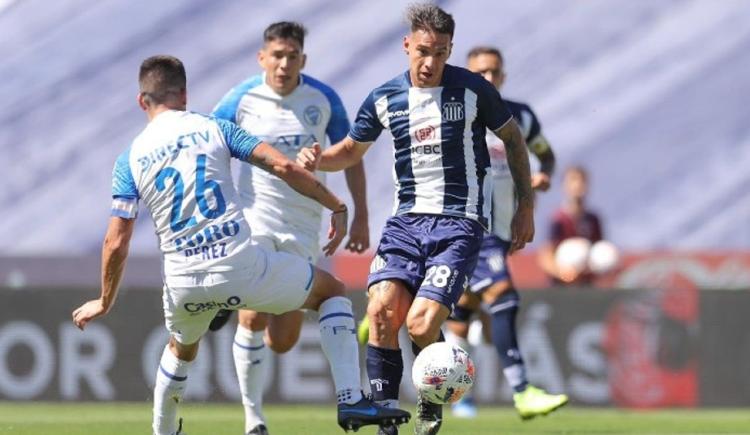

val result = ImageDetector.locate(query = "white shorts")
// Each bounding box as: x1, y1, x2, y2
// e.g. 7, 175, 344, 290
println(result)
162, 246, 315, 344
246, 207, 321, 263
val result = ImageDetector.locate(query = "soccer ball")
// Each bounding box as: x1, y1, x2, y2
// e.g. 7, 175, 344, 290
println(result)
588, 240, 620, 274
411, 342, 475, 405
554, 237, 592, 273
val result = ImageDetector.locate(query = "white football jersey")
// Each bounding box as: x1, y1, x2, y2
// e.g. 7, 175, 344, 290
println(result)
110, 110, 261, 280
488, 99, 544, 241
212, 73, 350, 235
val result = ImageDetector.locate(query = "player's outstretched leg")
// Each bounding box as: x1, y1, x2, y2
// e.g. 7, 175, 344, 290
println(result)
153, 338, 197, 435
486, 287, 568, 420
407, 297, 454, 435
302, 269, 411, 432
364, 280, 414, 435
233, 310, 270, 434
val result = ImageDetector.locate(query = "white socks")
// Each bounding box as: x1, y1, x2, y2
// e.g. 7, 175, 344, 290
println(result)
153, 345, 193, 435
234, 325, 268, 432
318, 296, 363, 405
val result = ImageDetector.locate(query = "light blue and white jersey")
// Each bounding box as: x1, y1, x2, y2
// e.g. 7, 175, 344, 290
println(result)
349, 64, 512, 229
487, 99, 544, 241
212, 73, 349, 234
111, 110, 261, 279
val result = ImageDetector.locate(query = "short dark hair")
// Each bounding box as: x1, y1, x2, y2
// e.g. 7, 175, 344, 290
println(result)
467, 46, 503, 63
405, 3, 455, 38
139, 55, 186, 105
264, 21, 307, 48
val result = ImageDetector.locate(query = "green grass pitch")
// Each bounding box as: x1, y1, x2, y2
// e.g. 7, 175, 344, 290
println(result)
1, 403, 749, 434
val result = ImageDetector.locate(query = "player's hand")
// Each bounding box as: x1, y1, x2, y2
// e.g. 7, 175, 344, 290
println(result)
346, 213, 370, 253
531, 173, 551, 191
72, 298, 108, 330
509, 202, 535, 254
297, 143, 321, 171
558, 266, 583, 284
323, 205, 348, 256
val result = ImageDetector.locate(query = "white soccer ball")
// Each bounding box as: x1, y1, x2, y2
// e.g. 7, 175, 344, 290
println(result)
555, 237, 592, 273
411, 342, 475, 405
588, 240, 620, 274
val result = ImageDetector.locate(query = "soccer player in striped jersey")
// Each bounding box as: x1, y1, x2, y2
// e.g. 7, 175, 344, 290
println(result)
210, 22, 369, 435
297, 5, 534, 434
71, 55, 409, 435
445, 46, 568, 420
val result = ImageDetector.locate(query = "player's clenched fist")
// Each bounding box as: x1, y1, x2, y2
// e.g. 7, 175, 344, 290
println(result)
297, 142, 321, 171
72, 298, 108, 330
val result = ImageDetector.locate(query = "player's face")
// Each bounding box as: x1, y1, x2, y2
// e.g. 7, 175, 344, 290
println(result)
258, 38, 306, 96
564, 171, 588, 201
404, 29, 452, 88
467, 53, 505, 89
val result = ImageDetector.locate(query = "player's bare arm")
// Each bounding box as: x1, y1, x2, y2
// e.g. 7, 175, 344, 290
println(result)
530, 134, 555, 191
249, 141, 348, 255
344, 160, 369, 253
298, 136, 371, 172
72, 216, 135, 330
494, 118, 535, 252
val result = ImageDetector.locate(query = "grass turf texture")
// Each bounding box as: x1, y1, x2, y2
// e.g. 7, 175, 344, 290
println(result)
1, 403, 749, 434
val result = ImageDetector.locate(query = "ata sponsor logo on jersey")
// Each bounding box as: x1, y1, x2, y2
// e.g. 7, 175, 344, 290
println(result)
184, 295, 244, 314
303, 105, 322, 126
442, 102, 464, 122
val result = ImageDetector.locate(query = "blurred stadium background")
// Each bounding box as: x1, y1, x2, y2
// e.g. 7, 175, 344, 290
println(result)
2, 0, 750, 420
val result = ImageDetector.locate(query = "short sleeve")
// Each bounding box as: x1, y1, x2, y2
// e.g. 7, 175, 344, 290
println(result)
476, 79, 513, 132
212, 75, 263, 123
325, 90, 351, 144
111, 149, 139, 219
520, 105, 542, 144
215, 118, 261, 161
348, 92, 383, 143
549, 220, 564, 245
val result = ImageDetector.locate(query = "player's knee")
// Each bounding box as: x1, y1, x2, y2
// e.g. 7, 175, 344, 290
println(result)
406, 312, 441, 348
482, 280, 513, 302
238, 310, 268, 331
266, 331, 299, 353
169, 336, 199, 362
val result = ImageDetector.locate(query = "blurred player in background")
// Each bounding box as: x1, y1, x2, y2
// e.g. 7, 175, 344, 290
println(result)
537, 165, 604, 285
210, 21, 369, 435
298, 4, 535, 434
71, 55, 409, 435
444, 46, 568, 420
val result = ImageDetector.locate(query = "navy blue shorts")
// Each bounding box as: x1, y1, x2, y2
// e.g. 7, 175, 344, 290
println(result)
368, 214, 484, 310
468, 234, 512, 293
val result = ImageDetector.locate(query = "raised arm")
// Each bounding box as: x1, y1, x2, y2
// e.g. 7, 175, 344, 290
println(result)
493, 118, 535, 252
298, 136, 371, 172
73, 216, 135, 329
249, 142, 348, 255
529, 134, 555, 192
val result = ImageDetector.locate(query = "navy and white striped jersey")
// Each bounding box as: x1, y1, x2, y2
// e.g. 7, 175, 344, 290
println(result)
349, 64, 512, 228
487, 99, 544, 240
